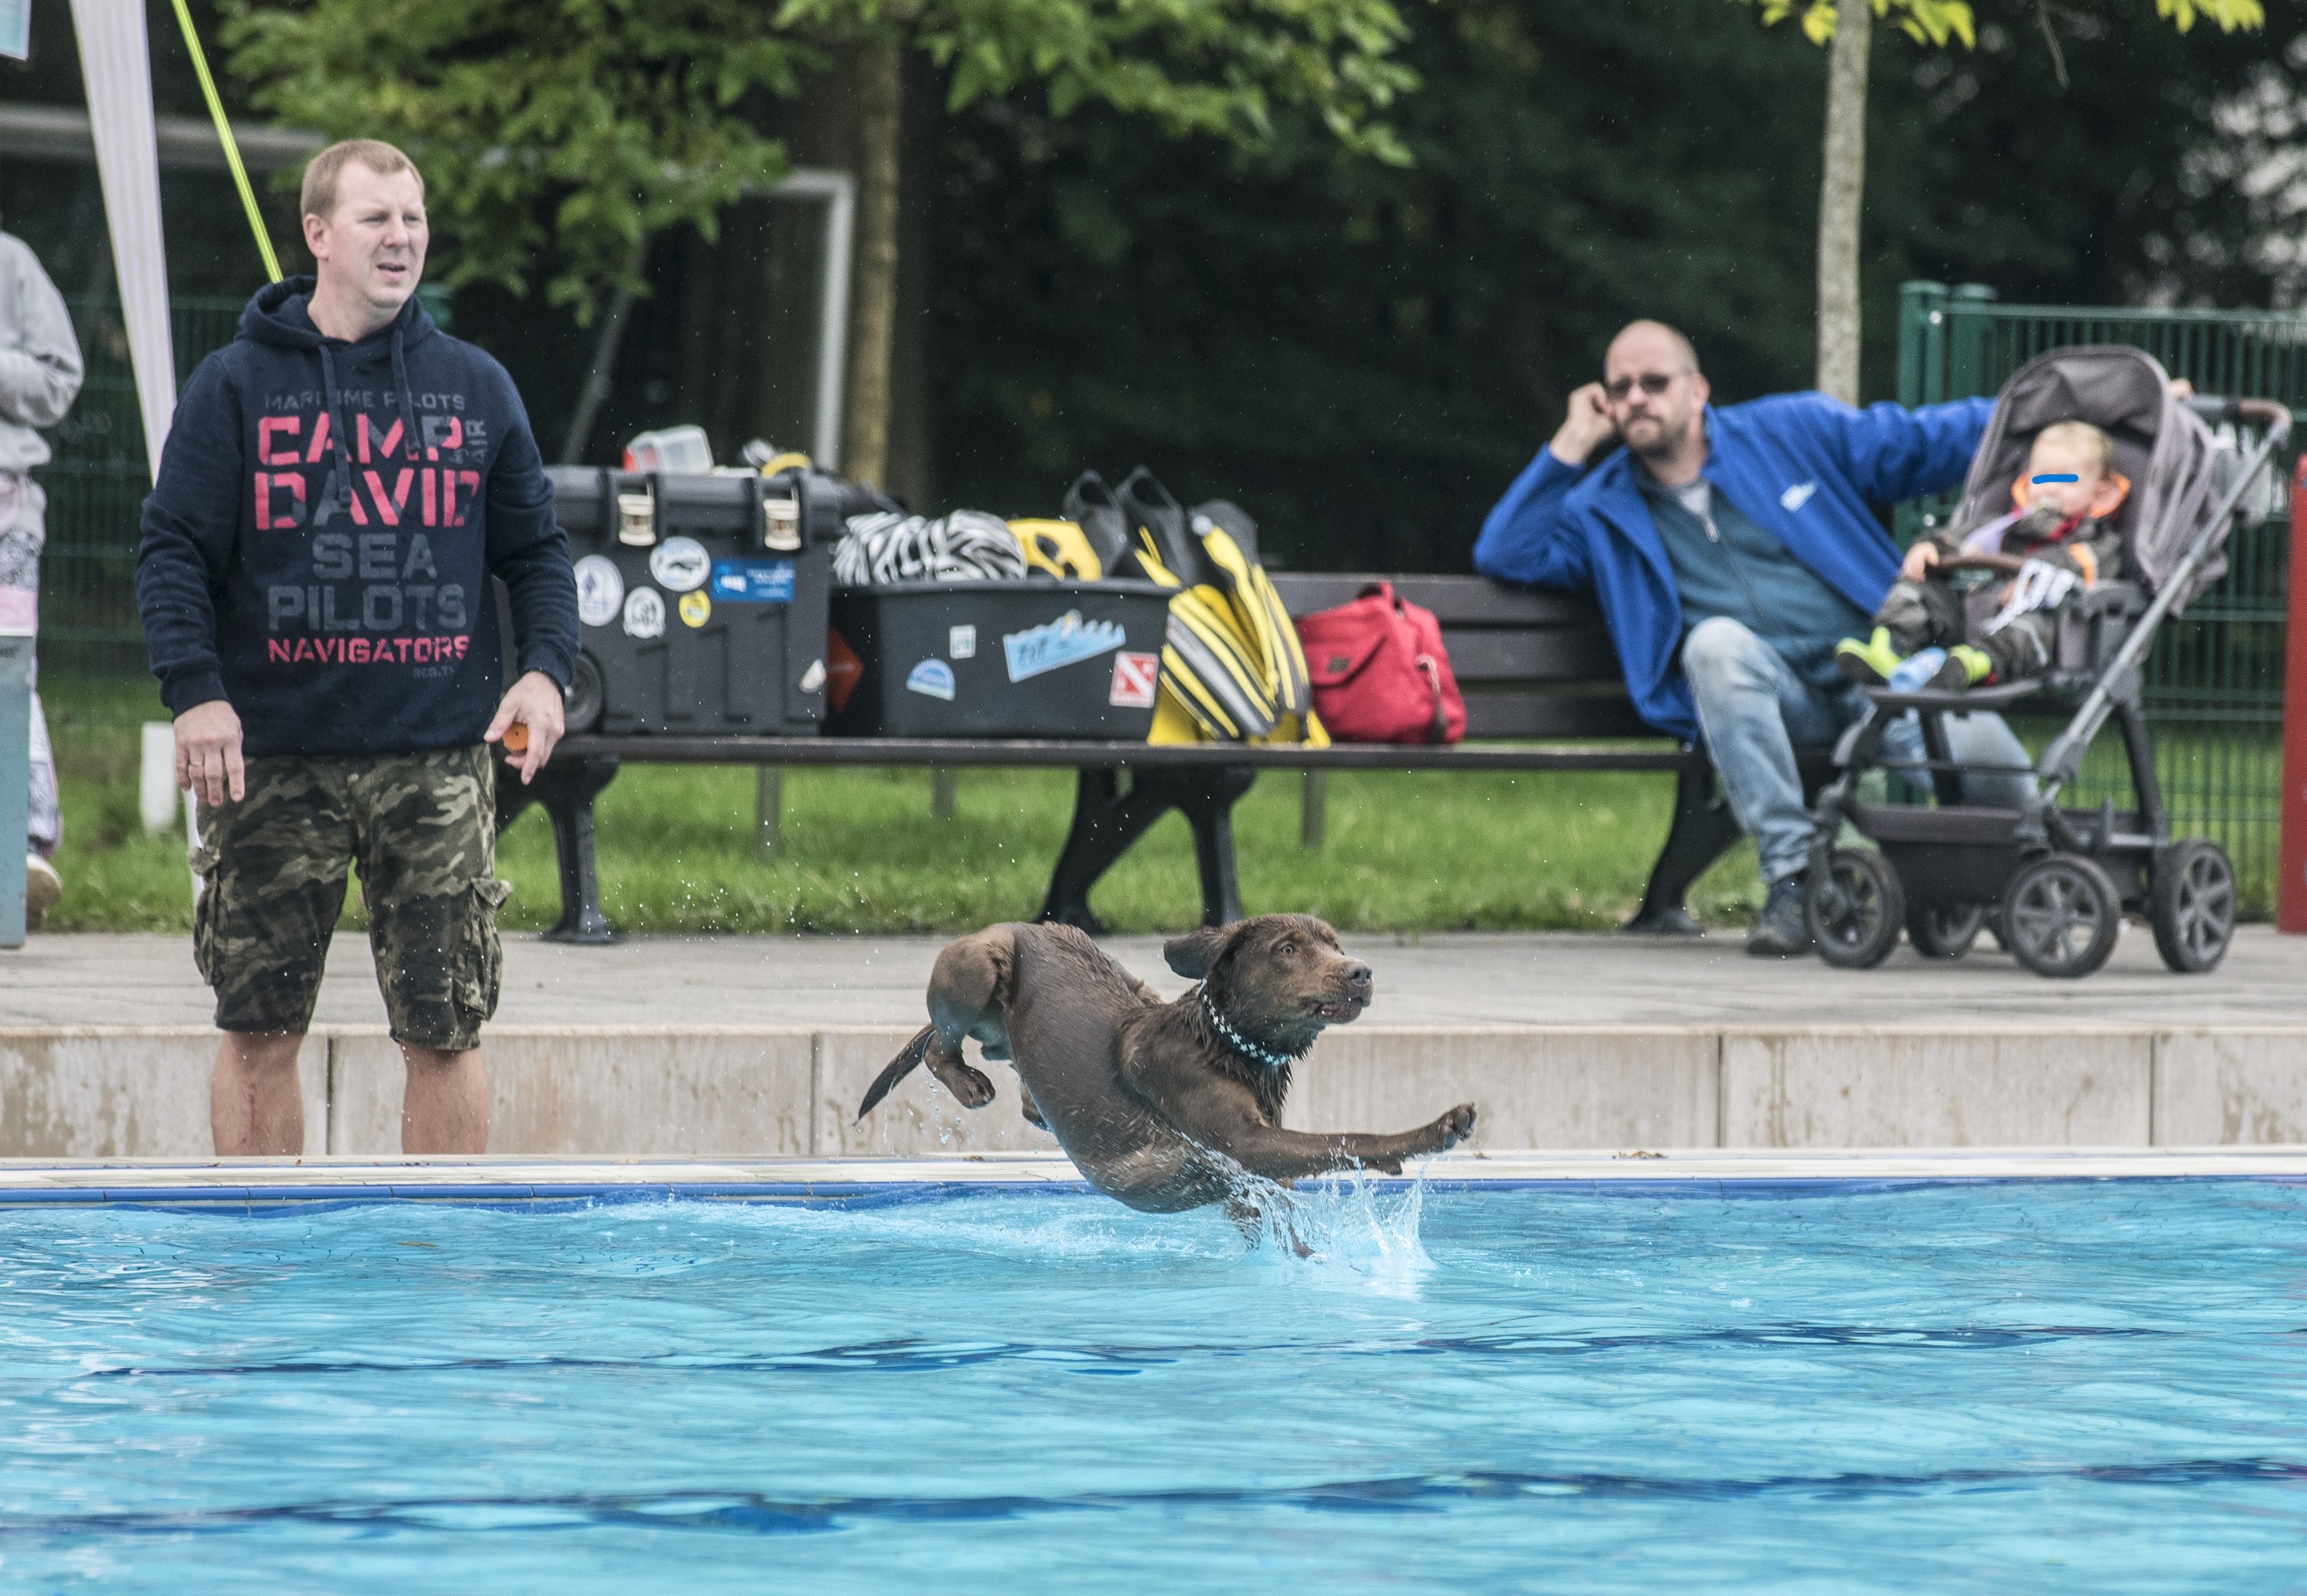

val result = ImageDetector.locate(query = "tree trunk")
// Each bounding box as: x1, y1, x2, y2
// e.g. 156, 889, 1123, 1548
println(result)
844, 36, 903, 487
1815, 0, 1871, 405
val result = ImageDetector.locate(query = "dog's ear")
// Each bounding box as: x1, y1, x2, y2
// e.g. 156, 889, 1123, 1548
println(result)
1163, 924, 1241, 979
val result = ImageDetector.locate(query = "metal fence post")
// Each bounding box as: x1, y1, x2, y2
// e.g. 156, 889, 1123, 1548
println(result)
1896, 280, 1947, 410
0, 635, 29, 947
1945, 283, 2000, 400
1895, 281, 1949, 542
2281, 453, 2307, 933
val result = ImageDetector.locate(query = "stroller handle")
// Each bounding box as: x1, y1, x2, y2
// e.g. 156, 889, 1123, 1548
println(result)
2185, 394, 2292, 439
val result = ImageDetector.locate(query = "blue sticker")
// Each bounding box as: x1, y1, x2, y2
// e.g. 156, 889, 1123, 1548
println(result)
709, 558, 797, 604
1002, 609, 1128, 682
2031, 473, 2079, 484
906, 659, 957, 701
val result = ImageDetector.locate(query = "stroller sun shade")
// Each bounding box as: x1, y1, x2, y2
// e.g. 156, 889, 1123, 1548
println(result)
1946, 345, 2233, 613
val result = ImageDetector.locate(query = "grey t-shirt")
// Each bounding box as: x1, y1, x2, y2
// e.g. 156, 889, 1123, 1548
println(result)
1637, 469, 1869, 680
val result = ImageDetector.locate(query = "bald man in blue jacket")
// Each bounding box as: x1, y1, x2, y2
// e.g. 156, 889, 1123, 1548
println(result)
1474, 321, 2030, 956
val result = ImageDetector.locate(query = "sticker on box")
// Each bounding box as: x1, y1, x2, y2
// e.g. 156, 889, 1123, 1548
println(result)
710, 558, 796, 604
1003, 610, 1127, 682
679, 590, 712, 628
948, 624, 977, 660
907, 659, 957, 701
649, 536, 711, 593
1109, 651, 1160, 709
622, 587, 666, 639
574, 555, 624, 628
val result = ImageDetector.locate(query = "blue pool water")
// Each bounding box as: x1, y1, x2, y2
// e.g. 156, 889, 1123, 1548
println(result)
3, 1178, 2305, 1591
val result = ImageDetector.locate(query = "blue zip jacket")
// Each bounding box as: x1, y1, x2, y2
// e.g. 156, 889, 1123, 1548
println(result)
1472, 391, 1993, 741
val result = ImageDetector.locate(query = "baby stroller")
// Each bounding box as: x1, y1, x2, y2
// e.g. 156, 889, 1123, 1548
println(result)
1802, 345, 2290, 979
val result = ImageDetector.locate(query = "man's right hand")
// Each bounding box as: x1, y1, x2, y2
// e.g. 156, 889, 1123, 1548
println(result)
174, 699, 246, 807
1548, 382, 1618, 466
1901, 542, 1940, 583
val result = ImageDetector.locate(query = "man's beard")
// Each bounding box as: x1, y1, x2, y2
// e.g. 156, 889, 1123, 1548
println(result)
1626, 410, 1693, 463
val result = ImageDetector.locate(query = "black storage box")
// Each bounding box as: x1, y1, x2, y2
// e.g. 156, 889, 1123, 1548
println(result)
827, 581, 1172, 738
547, 466, 862, 736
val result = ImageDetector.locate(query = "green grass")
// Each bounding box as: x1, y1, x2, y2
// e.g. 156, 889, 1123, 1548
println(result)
38, 673, 1768, 935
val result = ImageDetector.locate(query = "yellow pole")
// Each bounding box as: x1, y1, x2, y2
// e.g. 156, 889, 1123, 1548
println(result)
168, 0, 282, 283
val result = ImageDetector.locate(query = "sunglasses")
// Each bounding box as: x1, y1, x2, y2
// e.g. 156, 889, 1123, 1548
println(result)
1605, 372, 1685, 402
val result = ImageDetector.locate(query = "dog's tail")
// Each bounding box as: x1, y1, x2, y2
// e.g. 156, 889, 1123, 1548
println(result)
856, 1024, 936, 1122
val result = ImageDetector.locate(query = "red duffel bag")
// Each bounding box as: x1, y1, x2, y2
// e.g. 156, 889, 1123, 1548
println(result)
1294, 581, 1466, 744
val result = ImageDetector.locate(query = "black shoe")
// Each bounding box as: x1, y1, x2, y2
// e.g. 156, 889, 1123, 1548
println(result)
1746, 874, 1812, 958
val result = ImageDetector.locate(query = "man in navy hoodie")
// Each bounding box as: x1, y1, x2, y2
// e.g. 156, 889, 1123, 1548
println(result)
137, 140, 578, 1153
1475, 321, 2030, 956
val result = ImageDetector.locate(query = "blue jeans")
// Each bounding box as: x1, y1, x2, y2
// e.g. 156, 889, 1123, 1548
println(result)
1681, 617, 2033, 885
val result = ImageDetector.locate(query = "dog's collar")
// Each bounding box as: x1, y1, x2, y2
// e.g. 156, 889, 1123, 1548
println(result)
1200, 984, 1294, 1071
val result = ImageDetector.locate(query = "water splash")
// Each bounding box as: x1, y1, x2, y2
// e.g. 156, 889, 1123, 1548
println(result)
1231, 1166, 1431, 1295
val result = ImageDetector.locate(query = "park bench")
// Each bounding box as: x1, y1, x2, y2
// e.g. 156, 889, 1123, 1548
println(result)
498, 574, 1783, 942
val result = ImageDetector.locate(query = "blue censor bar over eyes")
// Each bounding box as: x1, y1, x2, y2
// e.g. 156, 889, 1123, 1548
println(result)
2033, 473, 2080, 484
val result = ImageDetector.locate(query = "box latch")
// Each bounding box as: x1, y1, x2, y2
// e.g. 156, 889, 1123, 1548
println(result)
762, 487, 802, 552
616, 484, 657, 546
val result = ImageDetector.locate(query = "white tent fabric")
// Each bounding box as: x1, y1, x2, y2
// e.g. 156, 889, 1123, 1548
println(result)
70, 0, 174, 480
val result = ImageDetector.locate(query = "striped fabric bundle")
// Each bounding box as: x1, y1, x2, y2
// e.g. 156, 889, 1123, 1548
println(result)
833, 508, 1027, 587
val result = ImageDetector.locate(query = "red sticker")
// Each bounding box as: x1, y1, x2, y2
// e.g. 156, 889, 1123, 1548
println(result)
1109, 651, 1159, 709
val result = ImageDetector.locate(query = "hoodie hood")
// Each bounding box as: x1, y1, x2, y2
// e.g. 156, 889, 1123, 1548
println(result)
238, 276, 438, 353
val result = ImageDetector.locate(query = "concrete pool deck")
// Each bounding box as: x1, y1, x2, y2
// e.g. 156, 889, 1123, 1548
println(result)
2, 928, 2303, 1160
0, 1147, 2305, 1208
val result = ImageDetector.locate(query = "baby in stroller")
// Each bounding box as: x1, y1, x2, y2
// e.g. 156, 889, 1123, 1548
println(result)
1834, 419, 2128, 691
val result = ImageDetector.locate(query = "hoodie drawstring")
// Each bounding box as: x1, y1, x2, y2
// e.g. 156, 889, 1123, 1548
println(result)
389, 328, 420, 462
317, 343, 355, 510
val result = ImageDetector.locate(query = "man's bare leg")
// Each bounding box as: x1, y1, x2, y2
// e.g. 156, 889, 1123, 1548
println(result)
401, 1045, 489, 1154
213, 1032, 307, 1155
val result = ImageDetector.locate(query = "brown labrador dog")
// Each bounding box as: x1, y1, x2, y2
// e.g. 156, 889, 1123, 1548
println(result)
856, 914, 1477, 1215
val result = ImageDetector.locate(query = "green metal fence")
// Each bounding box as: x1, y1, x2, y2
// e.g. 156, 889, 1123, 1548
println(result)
1898, 280, 2297, 914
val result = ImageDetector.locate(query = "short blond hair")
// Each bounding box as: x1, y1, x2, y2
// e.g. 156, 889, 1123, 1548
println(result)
2034, 419, 2115, 478
300, 139, 424, 222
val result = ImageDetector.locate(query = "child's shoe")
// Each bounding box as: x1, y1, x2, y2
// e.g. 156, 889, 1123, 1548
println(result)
1930, 645, 1994, 690
1834, 627, 1904, 686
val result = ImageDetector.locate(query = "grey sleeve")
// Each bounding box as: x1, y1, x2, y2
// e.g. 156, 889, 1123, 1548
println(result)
0, 238, 86, 430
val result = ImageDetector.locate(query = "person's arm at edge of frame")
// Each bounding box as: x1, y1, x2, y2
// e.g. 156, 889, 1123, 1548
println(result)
1807, 391, 1996, 508
1471, 382, 1611, 590
479, 370, 577, 785
0, 240, 86, 429
134, 358, 246, 806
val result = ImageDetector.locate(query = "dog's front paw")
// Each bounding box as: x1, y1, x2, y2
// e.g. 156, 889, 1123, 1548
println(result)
1424, 1103, 1477, 1154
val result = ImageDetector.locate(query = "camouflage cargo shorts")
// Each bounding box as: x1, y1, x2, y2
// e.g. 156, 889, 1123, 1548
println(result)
190, 744, 510, 1050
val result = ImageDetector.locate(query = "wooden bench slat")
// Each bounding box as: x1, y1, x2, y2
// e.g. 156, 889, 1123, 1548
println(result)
1271, 573, 1601, 628
1442, 627, 1623, 683
1462, 694, 1655, 740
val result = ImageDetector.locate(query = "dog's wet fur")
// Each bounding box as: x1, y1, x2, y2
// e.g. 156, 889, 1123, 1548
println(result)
856, 915, 1477, 1217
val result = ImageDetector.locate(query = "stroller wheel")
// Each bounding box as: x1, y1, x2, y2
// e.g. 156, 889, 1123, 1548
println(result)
2004, 853, 2122, 979
1907, 902, 1985, 960
1806, 849, 1905, 969
2149, 838, 2236, 974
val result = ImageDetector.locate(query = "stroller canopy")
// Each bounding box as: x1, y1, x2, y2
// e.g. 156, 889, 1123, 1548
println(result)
1949, 345, 2230, 611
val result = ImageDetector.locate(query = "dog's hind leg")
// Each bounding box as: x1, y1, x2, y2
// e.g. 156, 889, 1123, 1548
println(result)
859, 928, 1019, 1121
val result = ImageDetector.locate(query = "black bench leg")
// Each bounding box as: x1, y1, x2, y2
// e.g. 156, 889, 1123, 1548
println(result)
496, 754, 623, 945
1038, 765, 1257, 934
1624, 759, 1741, 937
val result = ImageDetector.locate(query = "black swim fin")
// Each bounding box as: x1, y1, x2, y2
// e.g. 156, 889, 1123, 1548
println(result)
1118, 467, 1211, 590
1061, 471, 1134, 578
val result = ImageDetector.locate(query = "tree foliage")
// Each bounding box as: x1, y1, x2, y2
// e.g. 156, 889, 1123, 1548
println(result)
919, 0, 2293, 569
219, 0, 1419, 316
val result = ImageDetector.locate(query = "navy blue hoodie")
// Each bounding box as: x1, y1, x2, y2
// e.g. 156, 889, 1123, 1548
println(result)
136, 279, 577, 757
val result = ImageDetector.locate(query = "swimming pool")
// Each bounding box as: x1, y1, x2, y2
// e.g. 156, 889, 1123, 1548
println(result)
2, 1169, 2303, 1591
